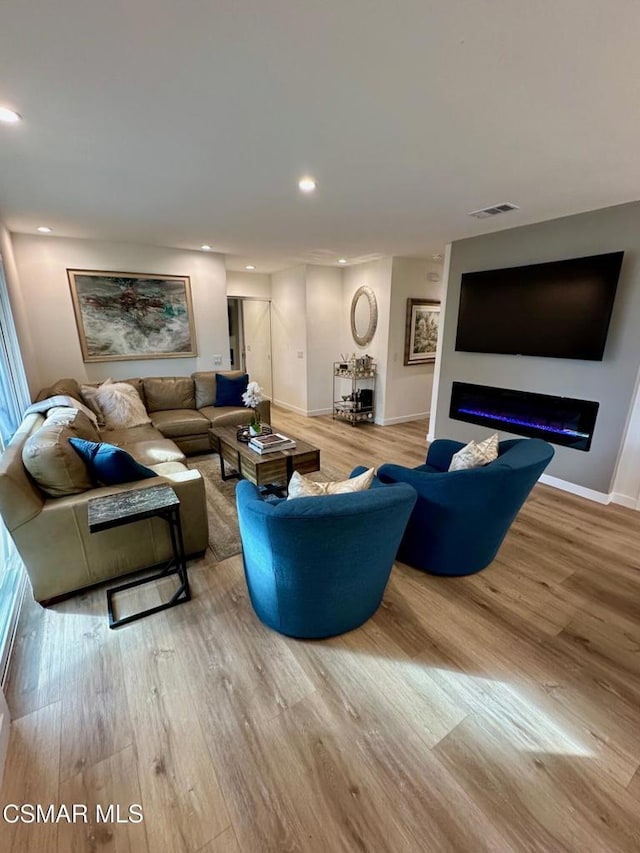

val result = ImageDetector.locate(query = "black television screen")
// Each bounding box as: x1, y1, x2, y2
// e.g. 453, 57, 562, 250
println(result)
455, 251, 623, 361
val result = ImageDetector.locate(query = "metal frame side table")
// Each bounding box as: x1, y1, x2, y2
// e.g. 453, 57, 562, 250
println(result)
88, 484, 191, 629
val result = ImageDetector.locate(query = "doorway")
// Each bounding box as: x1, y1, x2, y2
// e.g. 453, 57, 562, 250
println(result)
226, 297, 273, 398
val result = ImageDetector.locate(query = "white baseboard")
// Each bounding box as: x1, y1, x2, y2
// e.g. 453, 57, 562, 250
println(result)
382, 411, 430, 426
418, 449, 638, 509
611, 492, 640, 510
427, 431, 435, 443
271, 399, 308, 417
272, 400, 333, 417
541, 475, 639, 510
539, 473, 611, 504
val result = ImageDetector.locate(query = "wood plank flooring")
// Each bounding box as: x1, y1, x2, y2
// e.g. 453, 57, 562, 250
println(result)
2, 406, 640, 852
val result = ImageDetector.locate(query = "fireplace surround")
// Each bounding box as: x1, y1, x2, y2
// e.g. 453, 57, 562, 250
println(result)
449, 382, 599, 451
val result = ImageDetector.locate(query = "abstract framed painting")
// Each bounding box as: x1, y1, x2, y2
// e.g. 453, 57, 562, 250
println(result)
404, 299, 440, 365
67, 270, 197, 362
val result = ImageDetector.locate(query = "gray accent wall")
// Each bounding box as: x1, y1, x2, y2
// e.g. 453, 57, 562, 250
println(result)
435, 201, 640, 494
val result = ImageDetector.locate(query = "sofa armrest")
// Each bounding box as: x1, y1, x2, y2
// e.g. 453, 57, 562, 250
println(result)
13, 470, 208, 602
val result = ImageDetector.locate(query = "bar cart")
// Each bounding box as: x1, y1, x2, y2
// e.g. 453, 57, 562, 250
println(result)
333, 359, 376, 427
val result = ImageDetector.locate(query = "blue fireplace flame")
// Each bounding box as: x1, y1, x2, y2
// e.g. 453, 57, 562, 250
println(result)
457, 407, 589, 439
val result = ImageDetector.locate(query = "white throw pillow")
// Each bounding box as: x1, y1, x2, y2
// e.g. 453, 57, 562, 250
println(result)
287, 467, 375, 499
93, 381, 151, 430
448, 433, 499, 472
79, 381, 112, 427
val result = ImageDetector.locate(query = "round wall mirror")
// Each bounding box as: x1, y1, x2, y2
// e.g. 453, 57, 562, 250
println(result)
350, 286, 378, 346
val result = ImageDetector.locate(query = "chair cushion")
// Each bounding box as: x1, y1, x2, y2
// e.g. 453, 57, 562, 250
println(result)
123, 439, 186, 467
448, 433, 499, 471
143, 377, 195, 412
148, 460, 190, 477
69, 438, 156, 486
200, 405, 251, 428
99, 423, 165, 446
22, 409, 100, 497
214, 373, 248, 407
150, 409, 210, 437
287, 467, 375, 500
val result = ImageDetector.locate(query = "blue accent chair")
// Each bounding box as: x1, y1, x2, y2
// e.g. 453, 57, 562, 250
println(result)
376, 438, 554, 577
236, 475, 417, 638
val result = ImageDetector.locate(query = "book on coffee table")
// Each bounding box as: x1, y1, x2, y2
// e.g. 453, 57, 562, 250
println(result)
248, 433, 297, 454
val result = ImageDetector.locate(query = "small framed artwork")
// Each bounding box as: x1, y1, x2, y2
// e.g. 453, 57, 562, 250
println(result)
404, 299, 440, 365
67, 270, 197, 362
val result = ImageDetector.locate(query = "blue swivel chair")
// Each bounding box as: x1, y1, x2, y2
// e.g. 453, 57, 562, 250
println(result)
376, 438, 554, 577
236, 476, 417, 638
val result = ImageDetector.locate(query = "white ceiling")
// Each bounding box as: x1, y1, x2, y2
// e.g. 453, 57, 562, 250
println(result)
1, 1, 640, 273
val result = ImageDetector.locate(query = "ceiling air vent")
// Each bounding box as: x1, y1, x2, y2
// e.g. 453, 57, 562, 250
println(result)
468, 202, 520, 219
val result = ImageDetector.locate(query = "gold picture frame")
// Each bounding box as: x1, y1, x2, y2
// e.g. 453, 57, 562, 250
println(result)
68, 269, 197, 362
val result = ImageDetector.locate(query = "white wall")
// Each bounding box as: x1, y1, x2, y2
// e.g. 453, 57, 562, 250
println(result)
7, 233, 444, 432
433, 201, 640, 498
271, 265, 307, 414
227, 272, 273, 398
384, 257, 443, 425
11, 234, 229, 389
226, 271, 271, 299
306, 265, 343, 415
342, 258, 393, 424
612, 366, 640, 508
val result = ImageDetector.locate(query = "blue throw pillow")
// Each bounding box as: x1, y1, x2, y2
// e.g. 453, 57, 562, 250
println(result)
69, 438, 157, 486
214, 373, 249, 407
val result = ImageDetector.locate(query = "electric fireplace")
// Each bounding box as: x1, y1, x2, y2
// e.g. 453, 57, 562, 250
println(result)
449, 382, 599, 451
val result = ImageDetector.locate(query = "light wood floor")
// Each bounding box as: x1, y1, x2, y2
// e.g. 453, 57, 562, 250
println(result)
2, 407, 640, 852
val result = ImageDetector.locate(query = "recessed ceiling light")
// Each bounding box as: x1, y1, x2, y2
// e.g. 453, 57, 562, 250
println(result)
245, 265, 256, 270
0, 106, 22, 124
338, 258, 347, 265
200, 244, 212, 251
37, 226, 53, 233
298, 177, 316, 193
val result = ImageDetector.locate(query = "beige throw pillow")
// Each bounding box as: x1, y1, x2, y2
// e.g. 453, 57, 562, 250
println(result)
93, 381, 151, 430
22, 409, 100, 497
287, 467, 375, 500
448, 433, 499, 472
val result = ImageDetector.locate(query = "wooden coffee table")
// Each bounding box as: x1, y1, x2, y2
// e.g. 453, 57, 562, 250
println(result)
209, 425, 320, 491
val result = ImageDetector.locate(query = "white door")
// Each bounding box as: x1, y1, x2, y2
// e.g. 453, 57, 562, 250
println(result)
242, 300, 272, 399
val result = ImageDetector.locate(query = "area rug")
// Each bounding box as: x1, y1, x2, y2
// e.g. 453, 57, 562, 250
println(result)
188, 453, 346, 562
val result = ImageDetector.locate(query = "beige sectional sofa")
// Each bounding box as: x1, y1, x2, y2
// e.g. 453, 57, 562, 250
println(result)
68, 370, 271, 455
0, 371, 270, 603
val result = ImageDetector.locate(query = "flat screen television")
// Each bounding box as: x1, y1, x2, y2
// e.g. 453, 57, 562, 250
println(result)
455, 251, 623, 361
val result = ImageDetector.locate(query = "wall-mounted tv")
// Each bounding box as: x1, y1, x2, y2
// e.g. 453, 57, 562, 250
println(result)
455, 251, 624, 361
